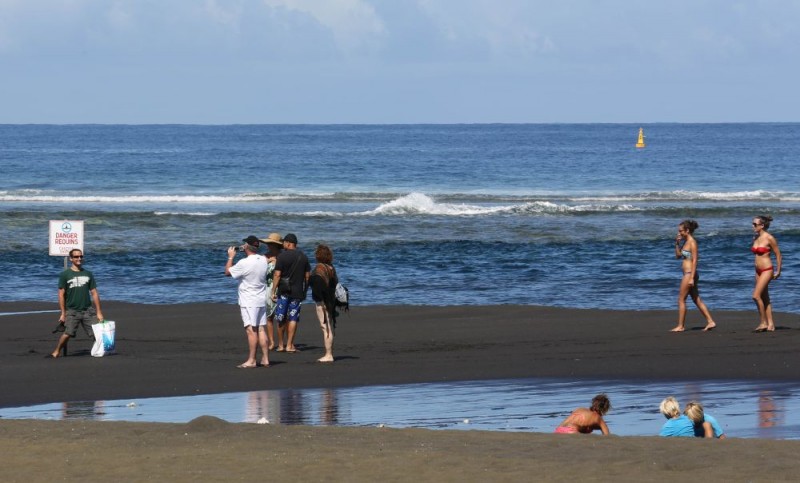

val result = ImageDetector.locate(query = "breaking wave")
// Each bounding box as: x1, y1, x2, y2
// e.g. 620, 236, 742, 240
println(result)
2, 189, 798, 204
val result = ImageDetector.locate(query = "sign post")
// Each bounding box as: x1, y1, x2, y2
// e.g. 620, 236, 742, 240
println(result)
49, 220, 85, 267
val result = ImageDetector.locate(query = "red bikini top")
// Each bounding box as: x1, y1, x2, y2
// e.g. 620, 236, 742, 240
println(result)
751, 246, 771, 255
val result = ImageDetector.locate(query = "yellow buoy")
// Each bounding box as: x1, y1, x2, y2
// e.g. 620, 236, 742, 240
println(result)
635, 127, 646, 148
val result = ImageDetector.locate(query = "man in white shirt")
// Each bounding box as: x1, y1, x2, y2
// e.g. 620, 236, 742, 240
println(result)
225, 236, 270, 368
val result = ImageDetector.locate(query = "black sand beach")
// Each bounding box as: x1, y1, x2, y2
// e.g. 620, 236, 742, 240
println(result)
2, 302, 800, 481
2, 302, 799, 408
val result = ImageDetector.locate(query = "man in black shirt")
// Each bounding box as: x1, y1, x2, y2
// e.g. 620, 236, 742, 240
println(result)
270, 233, 311, 353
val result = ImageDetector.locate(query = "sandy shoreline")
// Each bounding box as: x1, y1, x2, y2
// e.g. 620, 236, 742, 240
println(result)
1, 417, 800, 481
2, 302, 800, 480
2, 301, 799, 408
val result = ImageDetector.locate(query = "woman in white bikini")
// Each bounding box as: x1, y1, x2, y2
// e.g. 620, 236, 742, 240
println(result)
671, 219, 716, 332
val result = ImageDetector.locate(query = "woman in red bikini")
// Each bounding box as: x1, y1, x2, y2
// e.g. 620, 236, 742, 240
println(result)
671, 219, 716, 332
752, 215, 782, 332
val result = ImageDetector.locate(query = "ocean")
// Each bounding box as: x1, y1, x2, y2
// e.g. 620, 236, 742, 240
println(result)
2, 123, 798, 312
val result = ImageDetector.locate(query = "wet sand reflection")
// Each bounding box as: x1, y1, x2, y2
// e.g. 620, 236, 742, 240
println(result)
3, 379, 799, 440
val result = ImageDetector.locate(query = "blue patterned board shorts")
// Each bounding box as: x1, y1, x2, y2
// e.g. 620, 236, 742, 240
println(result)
274, 295, 302, 324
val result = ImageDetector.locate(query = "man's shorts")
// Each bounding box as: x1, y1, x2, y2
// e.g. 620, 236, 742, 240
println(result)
274, 295, 302, 324
64, 308, 98, 338
240, 306, 267, 328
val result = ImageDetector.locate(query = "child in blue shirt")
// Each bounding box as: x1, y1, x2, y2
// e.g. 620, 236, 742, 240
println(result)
658, 397, 695, 437
685, 401, 726, 439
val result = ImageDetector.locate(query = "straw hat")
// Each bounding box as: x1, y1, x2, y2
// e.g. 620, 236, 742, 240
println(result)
259, 233, 283, 245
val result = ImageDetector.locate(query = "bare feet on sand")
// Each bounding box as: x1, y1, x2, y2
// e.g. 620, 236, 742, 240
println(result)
703, 322, 716, 331
669, 326, 685, 332
317, 356, 334, 363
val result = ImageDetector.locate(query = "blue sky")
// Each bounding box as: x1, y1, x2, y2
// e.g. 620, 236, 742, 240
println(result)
1, 0, 798, 123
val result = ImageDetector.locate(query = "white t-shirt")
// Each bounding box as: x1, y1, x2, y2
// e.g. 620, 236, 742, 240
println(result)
229, 254, 268, 307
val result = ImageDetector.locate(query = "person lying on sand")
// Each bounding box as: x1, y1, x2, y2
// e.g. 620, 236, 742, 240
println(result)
658, 396, 695, 437
554, 394, 611, 435
684, 401, 726, 439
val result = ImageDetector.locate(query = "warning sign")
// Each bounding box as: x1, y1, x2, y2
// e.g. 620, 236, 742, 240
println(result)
49, 220, 85, 256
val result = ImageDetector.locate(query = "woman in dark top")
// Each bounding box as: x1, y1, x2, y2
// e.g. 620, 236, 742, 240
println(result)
310, 244, 338, 362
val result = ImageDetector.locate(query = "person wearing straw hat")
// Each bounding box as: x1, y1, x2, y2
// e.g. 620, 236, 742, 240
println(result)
259, 232, 284, 351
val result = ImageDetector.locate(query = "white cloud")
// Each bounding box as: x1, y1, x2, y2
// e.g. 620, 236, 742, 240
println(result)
262, 0, 386, 55
416, 0, 556, 58
0, 0, 24, 50
203, 0, 244, 29
479, 8, 555, 57
2, 0, 800, 122
105, 1, 134, 32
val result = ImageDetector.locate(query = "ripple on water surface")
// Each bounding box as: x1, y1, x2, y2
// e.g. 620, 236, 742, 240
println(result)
1, 378, 798, 439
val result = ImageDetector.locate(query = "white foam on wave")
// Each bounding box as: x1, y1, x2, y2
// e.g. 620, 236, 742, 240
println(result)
367, 193, 511, 216
0, 193, 292, 203
153, 211, 218, 216
292, 210, 343, 217
0, 190, 379, 203
4, 188, 798, 206
668, 189, 781, 201
570, 190, 791, 202
512, 201, 640, 214
550, 203, 639, 213
339, 193, 641, 217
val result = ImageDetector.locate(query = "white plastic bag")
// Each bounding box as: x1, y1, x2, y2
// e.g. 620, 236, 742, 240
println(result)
91, 320, 116, 357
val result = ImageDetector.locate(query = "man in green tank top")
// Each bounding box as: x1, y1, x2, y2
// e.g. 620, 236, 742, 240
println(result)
49, 249, 105, 358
